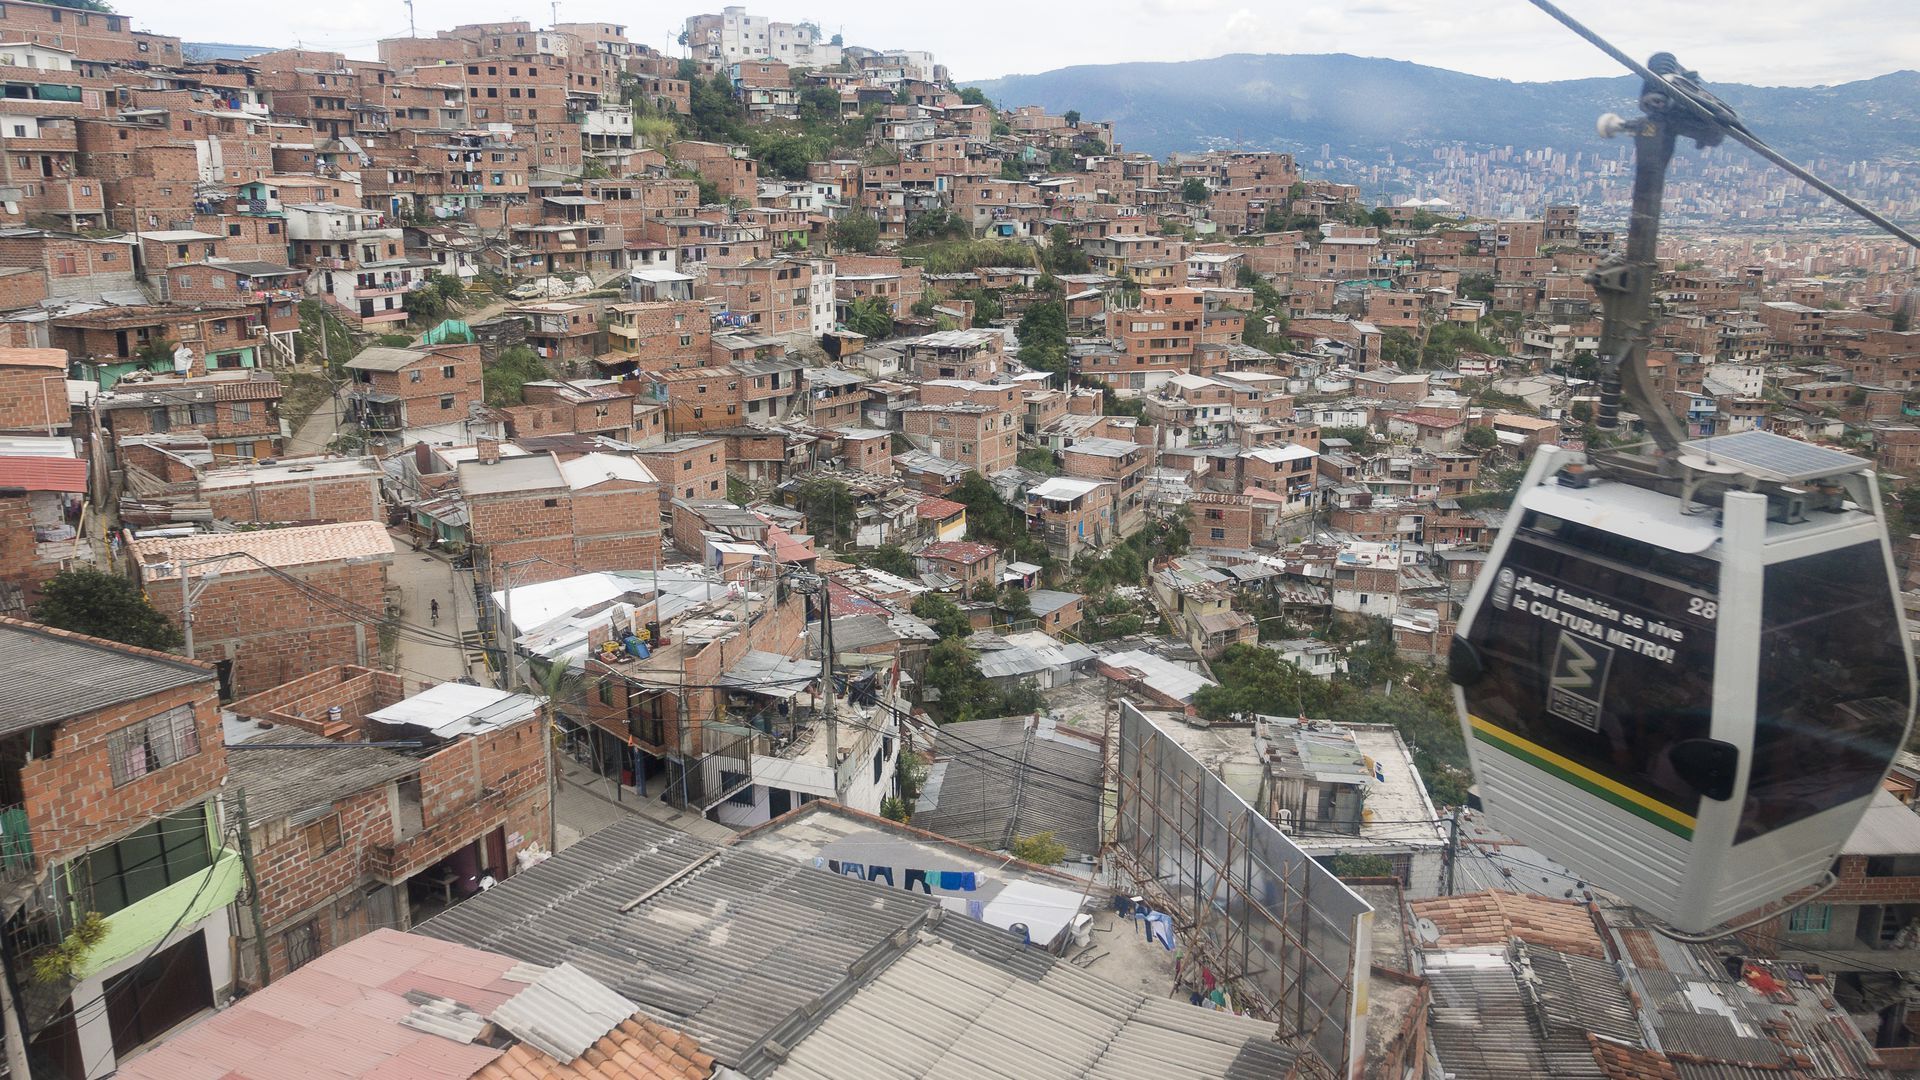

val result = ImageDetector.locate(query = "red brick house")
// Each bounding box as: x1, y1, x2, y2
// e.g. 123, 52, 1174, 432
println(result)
130, 521, 395, 696
915, 540, 1002, 590
224, 668, 551, 984
0, 618, 234, 1077
459, 446, 662, 590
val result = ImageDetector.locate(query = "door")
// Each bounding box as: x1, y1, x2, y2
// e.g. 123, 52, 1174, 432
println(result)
104, 929, 212, 1057
485, 827, 508, 880
768, 787, 793, 818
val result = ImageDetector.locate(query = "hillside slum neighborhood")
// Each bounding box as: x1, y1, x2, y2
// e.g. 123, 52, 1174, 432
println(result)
1, 1, 1920, 1077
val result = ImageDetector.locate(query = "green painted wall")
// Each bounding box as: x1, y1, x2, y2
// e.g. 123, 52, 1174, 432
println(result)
76, 850, 242, 979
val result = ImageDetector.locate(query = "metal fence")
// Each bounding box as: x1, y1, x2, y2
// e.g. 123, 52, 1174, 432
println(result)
1113, 702, 1373, 1078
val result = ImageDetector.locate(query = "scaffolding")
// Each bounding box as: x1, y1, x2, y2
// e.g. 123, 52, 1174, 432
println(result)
1112, 701, 1373, 1078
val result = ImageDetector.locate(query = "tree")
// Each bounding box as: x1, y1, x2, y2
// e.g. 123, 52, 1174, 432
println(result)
831, 211, 881, 253
1380, 327, 1419, 369
483, 344, 549, 405
1043, 224, 1089, 275
922, 638, 997, 721
1181, 178, 1210, 204
750, 132, 823, 180
999, 159, 1025, 181
1327, 853, 1395, 878
1017, 448, 1061, 475
1462, 425, 1499, 452
844, 295, 893, 339
997, 585, 1032, 622
44, 0, 113, 9
793, 477, 856, 547
33, 568, 182, 651
862, 544, 917, 577
1063, 110, 1081, 126
1016, 300, 1069, 376
911, 592, 973, 640
1010, 832, 1068, 865
959, 87, 990, 106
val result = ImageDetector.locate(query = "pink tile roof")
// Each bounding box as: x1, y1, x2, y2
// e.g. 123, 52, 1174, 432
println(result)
131, 520, 394, 581
116, 930, 521, 1080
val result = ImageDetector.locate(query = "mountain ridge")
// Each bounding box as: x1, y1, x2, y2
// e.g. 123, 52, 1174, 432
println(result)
969, 54, 1920, 162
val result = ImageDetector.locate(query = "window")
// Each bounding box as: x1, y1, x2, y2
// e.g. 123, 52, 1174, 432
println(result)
440, 395, 456, 410
1740, 543, 1910, 843
191, 403, 215, 425
108, 706, 201, 786
441, 365, 455, 379
75, 805, 213, 916
598, 682, 616, 706
304, 814, 343, 856
1210, 528, 1226, 540
232, 401, 253, 423
409, 369, 423, 383
542, 498, 559, 508
1787, 903, 1832, 933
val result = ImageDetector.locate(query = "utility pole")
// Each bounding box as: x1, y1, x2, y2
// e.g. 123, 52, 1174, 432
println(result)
404, 0, 416, 38
232, 788, 275, 988
817, 579, 842, 801
175, 551, 241, 660
1444, 806, 1461, 896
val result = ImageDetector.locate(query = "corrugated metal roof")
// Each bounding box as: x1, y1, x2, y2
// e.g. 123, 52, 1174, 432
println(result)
489, 962, 638, 1064
0, 619, 210, 733
367, 682, 543, 738
226, 738, 420, 823
767, 930, 1293, 1080
415, 817, 1282, 1080
913, 716, 1102, 857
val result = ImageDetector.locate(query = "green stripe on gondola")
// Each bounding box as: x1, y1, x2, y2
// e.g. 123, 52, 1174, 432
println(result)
1470, 717, 1696, 840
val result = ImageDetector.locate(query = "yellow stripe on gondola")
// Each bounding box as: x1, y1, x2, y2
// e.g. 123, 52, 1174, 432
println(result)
1469, 715, 1697, 838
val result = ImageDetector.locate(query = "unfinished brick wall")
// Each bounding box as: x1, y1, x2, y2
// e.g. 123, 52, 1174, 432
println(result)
568, 480, 662, 572
21, 675, 225, 867
226, 665, 405, 735
203, 473, 382, 525
466, 488, 574, 590
0, 352, 67, 432
145, 559, 389, 697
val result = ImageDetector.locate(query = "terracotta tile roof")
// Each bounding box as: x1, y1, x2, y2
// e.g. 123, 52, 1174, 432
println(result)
471, 1017, 713, 1080
1409, 890, 1607, 959
1589, 1034, 1682, 1080
917, 540, 997, 564
131, 520, 395, 581
914, 496, 966, 519
0, 455, 86, 492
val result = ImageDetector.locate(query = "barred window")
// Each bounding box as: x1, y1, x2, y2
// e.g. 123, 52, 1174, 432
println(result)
107, 706, 201, 787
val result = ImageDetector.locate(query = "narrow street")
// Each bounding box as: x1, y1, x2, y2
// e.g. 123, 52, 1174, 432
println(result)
283, 376, 343, 456
384, 529, 483, 686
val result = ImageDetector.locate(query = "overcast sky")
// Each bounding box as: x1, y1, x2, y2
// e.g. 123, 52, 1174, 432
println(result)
140, 0, 1919, 87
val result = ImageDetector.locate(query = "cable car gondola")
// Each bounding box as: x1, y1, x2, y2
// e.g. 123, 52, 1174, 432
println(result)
1449, 3, 1920, 936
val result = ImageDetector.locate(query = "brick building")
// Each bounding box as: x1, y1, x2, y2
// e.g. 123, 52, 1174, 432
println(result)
900, 404, 1018, 477
342, 343, 484, 445
635, 436, 727, 518
459, 446, 662, 589
195, 456, 385, 526
0, 618, 234, 1077
224, 669, 549, 984
94, 370, 286, 462
130, 521, 395, 696
0, 346, 71, 433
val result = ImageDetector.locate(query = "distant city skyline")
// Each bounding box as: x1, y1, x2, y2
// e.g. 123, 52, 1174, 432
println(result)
142, 0, 1918, 89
